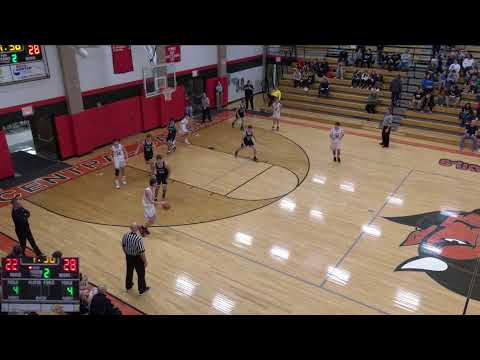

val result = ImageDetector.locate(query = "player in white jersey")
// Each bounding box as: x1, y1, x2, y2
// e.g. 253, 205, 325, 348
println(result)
111, 138, 129, 189
329, 122, 344, 163
272, 98, 282, 131
179, 114, 191, 144
140, 177, 157, 236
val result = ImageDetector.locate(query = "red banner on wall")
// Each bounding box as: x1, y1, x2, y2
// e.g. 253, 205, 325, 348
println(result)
111, 45, 134, 74
165, 45, 181, 63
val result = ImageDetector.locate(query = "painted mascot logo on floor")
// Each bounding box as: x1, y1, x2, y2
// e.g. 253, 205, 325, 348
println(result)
385, 209, 480, 299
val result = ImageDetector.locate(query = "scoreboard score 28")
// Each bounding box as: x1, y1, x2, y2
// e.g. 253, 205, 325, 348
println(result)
1, 257, 80, 313
0, 45, 50, 85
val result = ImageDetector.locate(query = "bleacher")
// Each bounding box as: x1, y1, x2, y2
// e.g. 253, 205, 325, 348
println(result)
276, 45, 478, 147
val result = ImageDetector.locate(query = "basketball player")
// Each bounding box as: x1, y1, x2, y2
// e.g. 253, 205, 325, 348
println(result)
272, 98, 282, 131
140, 177, 157, 236
179, 113, 191, 144
154, 154, 171, 201
234, 125, 258, 162
111, 138, 129, 189
232, 100, 246, 130
135, 133, 155, 174
330, 122, 344, 163
166, 118, 177, 154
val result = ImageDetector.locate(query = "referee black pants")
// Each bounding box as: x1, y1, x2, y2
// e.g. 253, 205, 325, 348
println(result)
16, 225, 43, 256
125, 254, 147, 293
202, 107, 211, 122
382, 126, 391, 147
245, 95, 254, 110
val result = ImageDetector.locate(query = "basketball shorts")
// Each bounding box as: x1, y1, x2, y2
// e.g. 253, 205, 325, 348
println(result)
156, 173, 168, 185
113, 157, 126, 169
330, 141, 341, 151
144, 151, 153, 162
242, 138, 255, 147
144, 204, 156, 219
167, 132, 176, 142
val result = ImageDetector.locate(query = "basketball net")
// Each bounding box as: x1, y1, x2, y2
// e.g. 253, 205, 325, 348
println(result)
163, 88, 174, 102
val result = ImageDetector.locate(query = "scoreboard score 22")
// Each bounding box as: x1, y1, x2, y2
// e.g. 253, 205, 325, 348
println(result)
0, 45, 49, 85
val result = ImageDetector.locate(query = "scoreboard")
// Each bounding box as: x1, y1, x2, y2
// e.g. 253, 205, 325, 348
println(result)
0, 45, 50, 85
1, 257, 80, 313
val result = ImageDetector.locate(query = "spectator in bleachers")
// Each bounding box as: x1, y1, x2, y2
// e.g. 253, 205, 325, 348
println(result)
462, 53, 475, 75
365, 89, 379, 114
475, 77, 480, 95
362, 49, 374, 68
411, 87, 425, 111
459, 118, 478, 152
318, 76, 330, 97
320, 59, 330, 77
446, 70, 459, 90
360, 71, 370, 89
336, 60, 345, 80
338, 50, 349, 66
459, 103, 475, 127
367, 71, 377, 90
300, 70, 310, 89
421, 93, 435, 113
354, 48, 364, 67
438, 71, 447, 90
449, 59, 461, 75
351, 70, 361, 88
437, 87, 446, 107
293, 68, 301, 88
421, 74, 434, 94
400, 49, 412, 71
390, 75, 402, 106
446, 84, 461, 107
89, 285, 122, 315
376, 45, 385, 66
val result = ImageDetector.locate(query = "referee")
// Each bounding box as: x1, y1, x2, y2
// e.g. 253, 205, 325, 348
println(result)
11, 198, 43, 257
122, 223, 150, 295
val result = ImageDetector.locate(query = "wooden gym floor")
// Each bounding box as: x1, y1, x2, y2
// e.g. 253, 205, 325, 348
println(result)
1, 110, 480, 314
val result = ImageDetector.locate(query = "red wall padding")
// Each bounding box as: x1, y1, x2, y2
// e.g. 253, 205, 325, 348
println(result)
166, 85, 185, 121
140, 95, 162, 131
205, 77, 228, 107
54, 114, 76, 159
0, 130, 14, 180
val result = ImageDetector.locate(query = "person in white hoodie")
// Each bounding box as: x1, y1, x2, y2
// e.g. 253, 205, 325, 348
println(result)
449, 59, 461, 74
462, 53, 475, 75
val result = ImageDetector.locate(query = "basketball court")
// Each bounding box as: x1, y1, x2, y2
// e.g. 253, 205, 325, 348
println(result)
2, 108, 480, 314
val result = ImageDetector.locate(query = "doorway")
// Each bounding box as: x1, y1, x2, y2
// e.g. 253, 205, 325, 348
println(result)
182, 76, 205, 116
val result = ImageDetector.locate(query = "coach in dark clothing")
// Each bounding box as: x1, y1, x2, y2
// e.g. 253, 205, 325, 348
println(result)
390, 75, 402, 107
243, 80, 255, 110
11, 198, 43, 256
122, 223, 149, 295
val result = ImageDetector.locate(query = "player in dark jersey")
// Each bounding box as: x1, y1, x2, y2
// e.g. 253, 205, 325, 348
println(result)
232, 100, 246, 130
154, 154, 171, 201
234, 125, 258, 161
166, 118, 177, 154
135, 133, 155, 175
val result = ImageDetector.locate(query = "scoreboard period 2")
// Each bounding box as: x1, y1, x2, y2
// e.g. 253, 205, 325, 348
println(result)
1, 257, 80, 313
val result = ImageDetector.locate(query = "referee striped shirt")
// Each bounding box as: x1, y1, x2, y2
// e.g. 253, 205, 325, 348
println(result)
122, 232, 145, 256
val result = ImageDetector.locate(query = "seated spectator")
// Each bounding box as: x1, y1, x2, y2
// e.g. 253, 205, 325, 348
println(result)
463, 79, 477, 95
89, 285, 122, 315
449, 59, 461, 75
438, 71, 447, 90
368, 71, 377, 90
377, 50, 385, 66
421, 75, 434, 94
474, 76, 480, 94
446, 84, 461, 107
374, 74, 384, 91
400, 49, 411, 71
292, 68, 302, 88
300, 70, 310, 89
351, 70, 361, 88
421, 93, 435, 113
336, 60, 345, 79
354, 48, 364, 67
446, 70, 458, 90
365, 89, 379, 113
360, 71, 370, 88
411, 87, 425, 111
465, 67, 477, 83
307, 69, 315, 85
462, 53, 475, 75
362, 49, 373, 68
390, 53, 401, 71
321, 59, 330, 77
459, 103, 475, 127
437, 87, 446, 107
460, 119, 478, 152
318, 76, 330, 97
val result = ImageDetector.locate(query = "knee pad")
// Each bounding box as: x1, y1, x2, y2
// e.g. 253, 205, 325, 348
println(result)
115, 168, 120, 176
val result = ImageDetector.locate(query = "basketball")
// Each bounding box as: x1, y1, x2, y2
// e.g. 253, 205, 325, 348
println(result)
161, 201, 171, 210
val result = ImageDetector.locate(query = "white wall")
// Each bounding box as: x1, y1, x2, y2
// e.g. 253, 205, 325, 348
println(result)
227, 45, 263, 61
228, 66, 263, 103
176, 45, 217, 72
0, 45, 65, 109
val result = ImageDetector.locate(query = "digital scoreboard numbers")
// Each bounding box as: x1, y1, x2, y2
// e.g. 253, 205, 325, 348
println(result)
0, 45, 49, 85
1, 257, 80, 313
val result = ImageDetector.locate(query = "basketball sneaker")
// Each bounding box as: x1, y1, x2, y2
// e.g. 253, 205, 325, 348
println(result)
122, 178, 127, 185
139, 287, 151, 296
115, 180, 120, 189
253, 156, 258, 162
185, 139, 191, 144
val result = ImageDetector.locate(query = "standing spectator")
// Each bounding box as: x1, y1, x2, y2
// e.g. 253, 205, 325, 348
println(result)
374, 73, 384, 91
432, 44, 441, 57
449, 59, 461, 75
201, 93, 211, 123
421, 74, 434, 94
365, 89, 379, 113
446, 69, 458, 90
380, 108, 394, 148
362, 49, 373, 68
411, 87, 425, 111
293, 68, 301, 88
336, 59, 345, 80
11, 198, 43, 256
460, 119, 479, 152
122, 223, 150, 295
462, 53, 475, 75
318, 76, 330, 97
459, 103, 475, 127
390, 75, 402, 107
338, 49, 349, 66
354, 48, 364, 67
376, 45, 385, 66
243, 80, 255, 110
446, 84, 461, 107
400, 49, 412, 71
320, 59, 330, 77
215, 81, 223, 112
